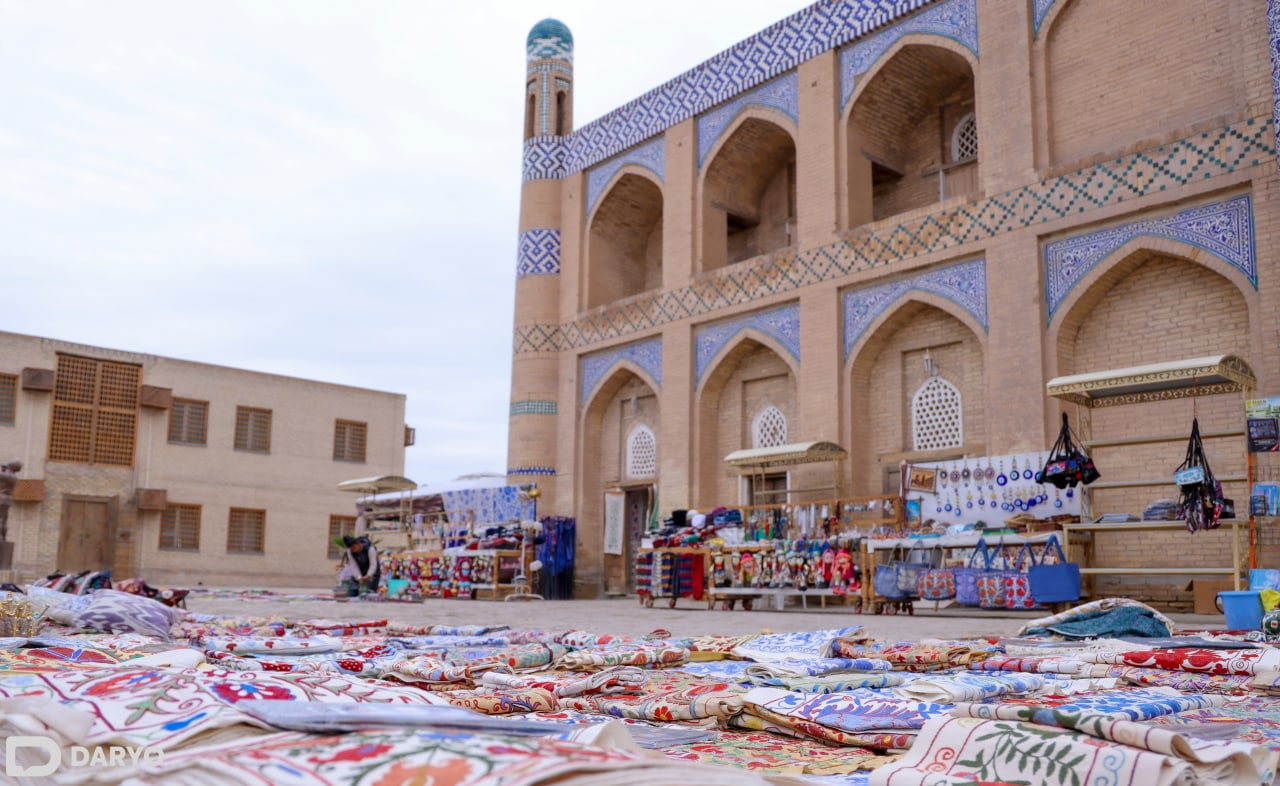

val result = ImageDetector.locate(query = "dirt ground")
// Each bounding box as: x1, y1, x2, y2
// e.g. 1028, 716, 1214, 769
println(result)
186, 589, 1226, 641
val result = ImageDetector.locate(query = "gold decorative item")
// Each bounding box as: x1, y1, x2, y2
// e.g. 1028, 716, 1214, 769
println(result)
0, 595, 48, 637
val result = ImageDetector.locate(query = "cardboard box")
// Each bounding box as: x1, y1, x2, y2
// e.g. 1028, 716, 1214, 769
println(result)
1189, 578, 1247, 615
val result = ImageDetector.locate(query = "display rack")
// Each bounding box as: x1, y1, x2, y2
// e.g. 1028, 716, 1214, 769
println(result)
1246, 395, 1280, 569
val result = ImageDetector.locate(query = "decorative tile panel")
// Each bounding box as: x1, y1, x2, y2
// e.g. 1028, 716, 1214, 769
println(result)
523, 137, 567, 182
586, 137, 665, 215
1271, 0, 1280, 166
694, 303, 801, 384
516, 229, 561, 278
839, 0, 979, 109
842, 258, 987, 360
697, 73, 800, 167
580, 338, 663, 403
1044, 194, 1256, 322
507, 467, 557, 477
513, 118, 1274, 355
1033, 0, 1057, 34
510, 400, 558, 416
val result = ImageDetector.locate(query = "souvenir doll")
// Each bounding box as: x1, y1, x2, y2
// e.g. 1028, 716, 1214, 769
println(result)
457, 557, 473, 598
741, 551, 757, 588
831, 547, 853, 595
731, 552, 743, 587
819, 547, 836, 589
773, 548, 792, 588
711, 548, 728, 587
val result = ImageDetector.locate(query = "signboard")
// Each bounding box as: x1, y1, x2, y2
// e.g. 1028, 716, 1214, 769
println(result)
603, 490, 625, 556
1246, 397, 1280, 452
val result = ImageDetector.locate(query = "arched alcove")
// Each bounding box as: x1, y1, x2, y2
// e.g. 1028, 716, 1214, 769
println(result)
585, 172, 664, 309
700, 117, 796, 273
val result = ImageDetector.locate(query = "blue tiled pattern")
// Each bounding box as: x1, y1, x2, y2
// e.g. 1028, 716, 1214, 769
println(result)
697, 73, 800, 167
523, 137, 567, 182
507, 467, 557, 477
559, 0, 932, 176
586, 137, 666, 215
441, 487, 532, 526
580, 337, 663, 403
843, 258, 987, 360
1033, 0, 1057, 34
1271, 0, 1280, 167
694, 303, 801, 385
1044, 195, 1256, 322
839, 0, 978, 110
527, 40, 572, 65
516, 229, 561, 278
510, 400, 558, 416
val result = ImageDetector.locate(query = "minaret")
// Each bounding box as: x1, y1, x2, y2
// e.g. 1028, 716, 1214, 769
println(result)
508, 19, 572, 509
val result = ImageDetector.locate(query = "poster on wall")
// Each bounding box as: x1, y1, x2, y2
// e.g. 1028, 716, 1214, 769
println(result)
1246, 397, 1280, 453
603, 490, 625, 556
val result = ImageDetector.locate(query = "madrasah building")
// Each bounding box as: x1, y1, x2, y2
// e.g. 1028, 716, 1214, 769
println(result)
507, 0, 1280, 600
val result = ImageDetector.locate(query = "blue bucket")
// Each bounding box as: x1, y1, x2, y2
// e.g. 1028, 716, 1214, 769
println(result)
1218, 590, 1263, 630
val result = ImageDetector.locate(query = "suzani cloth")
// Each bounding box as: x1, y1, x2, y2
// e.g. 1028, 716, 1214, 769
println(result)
951, 686, 1230, 724
661, 729, 893, 774
742, 687, 950, 734
731, 626, 862, 662
1074, 647, 1280, 676
891, 671, 1045, 703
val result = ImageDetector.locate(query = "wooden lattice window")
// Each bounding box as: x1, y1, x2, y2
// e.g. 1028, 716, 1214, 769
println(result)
48, 354, 140, 466
334, 419, 367, 462
0, 373, 15, 425
328, 515, 357, 559
159, 503, 201, 551
227, 507, 265, 554
168, 399, 208, 445
912, 376, 964, 451
625, 425, 657, 479
951, 112, 978, 162
234, 406, 272, 453
752, 405, 788, 449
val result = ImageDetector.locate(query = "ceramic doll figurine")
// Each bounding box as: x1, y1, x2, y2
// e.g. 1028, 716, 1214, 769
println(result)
741, 552, 757, 588
731, 552, 743, 587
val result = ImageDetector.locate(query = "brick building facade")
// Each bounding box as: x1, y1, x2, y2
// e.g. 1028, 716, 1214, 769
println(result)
0, 331, 407, 588
508, 1, 1280, 604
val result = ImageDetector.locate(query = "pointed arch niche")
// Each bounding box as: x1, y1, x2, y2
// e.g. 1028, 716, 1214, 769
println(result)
695, 337, 798, 505
585, 171, 664, 309
847, 299, 987, 494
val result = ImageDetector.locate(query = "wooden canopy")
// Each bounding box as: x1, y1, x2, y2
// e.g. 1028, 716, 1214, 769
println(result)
337, 475, 418, 495
1046, 354, 1255, 408
724, 441, 849, 469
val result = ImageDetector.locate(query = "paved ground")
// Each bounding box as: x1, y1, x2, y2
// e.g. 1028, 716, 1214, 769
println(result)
187, 589, 1228, 640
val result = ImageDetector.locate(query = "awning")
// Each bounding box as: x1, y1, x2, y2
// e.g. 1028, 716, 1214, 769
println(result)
724, 441, 849, 469
1046, 354, 1255, 408
337, 475, 418, 494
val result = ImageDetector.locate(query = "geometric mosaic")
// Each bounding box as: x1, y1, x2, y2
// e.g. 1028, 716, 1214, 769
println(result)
694, 303, 801, 385
1043, 194, 1256, 323
839, 0, 978, 110
517, 228, 561, 278
510, 400, 558, 416
586, 137, 665, 216
1033, 0, 1058, 35
580, 337, 663, 403
507, 466, 557, 477
513, 118, 1274, 355
1271, 0, 1280, 169
842, 258, 987, 361
697, 73, 799, 167
523, 136, 568, 182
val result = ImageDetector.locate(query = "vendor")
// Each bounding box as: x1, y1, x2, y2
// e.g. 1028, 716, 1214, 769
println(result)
338, 535, 381, 597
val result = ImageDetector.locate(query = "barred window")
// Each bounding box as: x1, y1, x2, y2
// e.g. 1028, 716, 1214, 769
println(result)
0, 373, 15, 424
227, 508, 265, 554
625, 425, 657, 479
159, 503, 201, 551
752, 405, 788, 449
912, 376, 964, 451
951, 112, 978, 162
48, 354, 140, 466
234, 407, 272, 453
168, 399, 208, 445
334, 419, 367, 462
328, 515, 357, 559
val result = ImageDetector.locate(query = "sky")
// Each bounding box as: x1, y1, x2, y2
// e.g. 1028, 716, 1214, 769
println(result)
0, 0, 807, 489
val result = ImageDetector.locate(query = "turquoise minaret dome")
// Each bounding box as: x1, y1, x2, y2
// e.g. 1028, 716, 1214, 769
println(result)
527, 18, 573, 63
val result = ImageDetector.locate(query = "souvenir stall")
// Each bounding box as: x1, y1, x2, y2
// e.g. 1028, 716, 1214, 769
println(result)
1047, 355, 1254, 606
861, 452, 1086, 615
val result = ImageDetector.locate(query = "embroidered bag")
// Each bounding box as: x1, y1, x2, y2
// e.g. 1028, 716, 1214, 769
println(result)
916, 544, 955, 600
873, 545, 911, 600
954, 540, 993, 606
1003, 542, 1038, 610
1028, 534, 1081, 603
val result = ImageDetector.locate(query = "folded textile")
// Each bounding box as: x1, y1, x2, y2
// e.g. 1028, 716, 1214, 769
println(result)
661, 728, 893, 775
742, 687, 950, 734
869, 714, 1277, 786
968, 654, 1089, 675
731, 626, 862, 662
755, 672, 905, 693
951, 686, 1229, 724
687, 633, 759, 660
197, 634, 342, 655
743, 657, 891, 681
561, 681, 744, 722
1089, 664, 1258, 694
480, 666, 648, 697
441, 686, 560, 714
832, 638, 978, 672
891, 671, 1045, 703
728, 702, 917, 750
1018, 597, 1175, 639
557, 643, 689, 671
1143, 696, 1280, 748
1074, 647, 1280, 676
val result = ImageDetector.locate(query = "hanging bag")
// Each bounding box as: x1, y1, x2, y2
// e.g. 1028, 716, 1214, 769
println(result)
1038, 412, 1101, 489
1028, 534, 1081, 603
1175, 418, 1223, 532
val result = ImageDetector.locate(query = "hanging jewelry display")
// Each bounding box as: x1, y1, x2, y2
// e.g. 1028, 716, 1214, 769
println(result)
996, 458, 1008, 487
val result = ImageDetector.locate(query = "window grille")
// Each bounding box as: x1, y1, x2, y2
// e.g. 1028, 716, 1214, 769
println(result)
328, 515, 357, 559
752, 405, 788, 448
159, 503, 201, 551
168, 399, 208, 445
48, 354, 140, 466
0, 374, 15, 424
626, 425, 657, 479
334, 419, 367, 462
227, 508, 266, 554
234, 407, 272, 453
912, 376, 964, 451
951, 112, 978, 161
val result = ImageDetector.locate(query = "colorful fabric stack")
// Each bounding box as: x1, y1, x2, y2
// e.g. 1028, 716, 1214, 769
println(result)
4, 594, 1280, 786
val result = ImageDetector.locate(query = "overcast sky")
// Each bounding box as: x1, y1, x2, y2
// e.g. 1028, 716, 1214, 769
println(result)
0, 0, 806, 488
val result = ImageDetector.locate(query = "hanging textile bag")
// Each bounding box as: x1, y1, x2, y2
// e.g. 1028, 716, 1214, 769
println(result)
1028, 534, 1081, 604
955, 540, 994, 606
916, 543, 955, 600
1003, 542, 1038, 610
873, 545, 912, 600
1038, 412, 1101, 489
1175, 418, 1226, 532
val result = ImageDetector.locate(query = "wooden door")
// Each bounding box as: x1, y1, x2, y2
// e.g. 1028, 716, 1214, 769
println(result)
57, 496, 115, 573
623, 488, 650, 593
